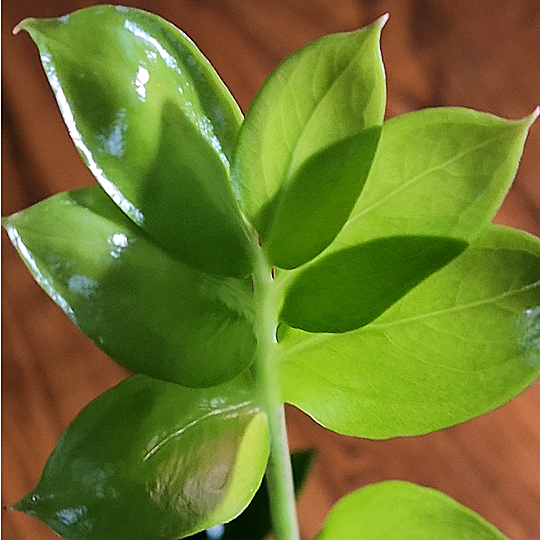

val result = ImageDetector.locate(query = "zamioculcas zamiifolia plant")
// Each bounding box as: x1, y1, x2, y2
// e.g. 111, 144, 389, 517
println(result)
3, 5, 540, 540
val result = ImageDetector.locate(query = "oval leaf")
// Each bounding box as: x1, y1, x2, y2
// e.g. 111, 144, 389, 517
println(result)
331, 107, 537, 252
232, 17, 387, 267
316, 481, 508, 539
280, 235, 467, 332
3, 187, 256, 387
12, 372, 269, 540
278, 225, 540, 438
17, 6, 252, 276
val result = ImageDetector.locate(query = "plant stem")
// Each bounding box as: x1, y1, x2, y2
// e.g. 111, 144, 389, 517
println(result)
253, 246, 300, 540
265, 404, 300, 540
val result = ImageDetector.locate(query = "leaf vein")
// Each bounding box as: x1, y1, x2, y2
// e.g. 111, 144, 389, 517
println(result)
344, 129, 512, 231
370, 279, 540, 329
285, 35, 371, 178
280, 279, 540, 356
143, 401, 257, 461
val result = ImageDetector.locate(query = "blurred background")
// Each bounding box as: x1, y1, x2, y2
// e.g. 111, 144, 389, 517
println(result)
2, 0, 539, 539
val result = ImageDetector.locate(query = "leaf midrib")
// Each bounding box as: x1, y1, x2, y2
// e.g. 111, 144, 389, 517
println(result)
261, 32, 372, 201
285, 35, 371, 178
143, 401, 258, 461
280, 279, 540, 356
341, 129, 512, 235
370, 279, 540, 329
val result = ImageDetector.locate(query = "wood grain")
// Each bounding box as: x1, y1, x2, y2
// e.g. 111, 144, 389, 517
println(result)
2, 1, 539, 539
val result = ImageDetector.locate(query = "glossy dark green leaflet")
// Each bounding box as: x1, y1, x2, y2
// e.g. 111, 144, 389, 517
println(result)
278, 225, 540, 438
232, 17, 386, 269
3, 186, 256, 387
280, 235, 467, 332
18, 5, 252, 276
316, 481, 508, 539
12, 372, 269, 540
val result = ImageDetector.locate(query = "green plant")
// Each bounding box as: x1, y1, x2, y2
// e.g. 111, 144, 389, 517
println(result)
3, 4, 539, 539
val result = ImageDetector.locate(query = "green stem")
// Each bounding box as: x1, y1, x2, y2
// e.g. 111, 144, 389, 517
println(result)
253, 245, 300, 540
264, 403, 300, 540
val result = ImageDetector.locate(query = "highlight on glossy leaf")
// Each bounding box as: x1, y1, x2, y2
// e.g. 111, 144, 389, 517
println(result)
278, 225, 540, 438
232, 15, 387, 269
3, 186, 257, 388
12, 372, 269, 540
316, 481, 509, 539
16, 5, 252, 277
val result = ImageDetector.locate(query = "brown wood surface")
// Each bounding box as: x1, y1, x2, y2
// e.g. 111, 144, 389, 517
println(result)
2, 1, 540, 539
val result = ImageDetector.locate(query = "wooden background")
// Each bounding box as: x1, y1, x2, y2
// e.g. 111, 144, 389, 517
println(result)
2, 0, 540, 539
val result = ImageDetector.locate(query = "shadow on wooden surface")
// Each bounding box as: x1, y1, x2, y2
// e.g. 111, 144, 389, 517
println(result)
2, 1, 540, 539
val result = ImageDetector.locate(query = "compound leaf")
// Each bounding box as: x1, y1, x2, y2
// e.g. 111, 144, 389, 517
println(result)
3, 186, 256, 387
316, 481, 508, 539
18, 5, 252, 276
278, 225, 540, 438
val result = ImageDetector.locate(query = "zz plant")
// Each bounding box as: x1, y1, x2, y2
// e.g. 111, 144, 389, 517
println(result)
4, 5, 540, 540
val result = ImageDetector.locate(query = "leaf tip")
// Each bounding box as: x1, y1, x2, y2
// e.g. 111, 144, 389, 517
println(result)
1, 215, 13, 230
529, 105, 540, 125
12, 16, 54, 39
13, 17, 34, 35
377, 13, 390, 28
518, 106, 540, 131
8, 496, 27, 513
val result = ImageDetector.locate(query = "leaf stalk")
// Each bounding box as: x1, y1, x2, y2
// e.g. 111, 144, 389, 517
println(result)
252, 245, 300, 540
